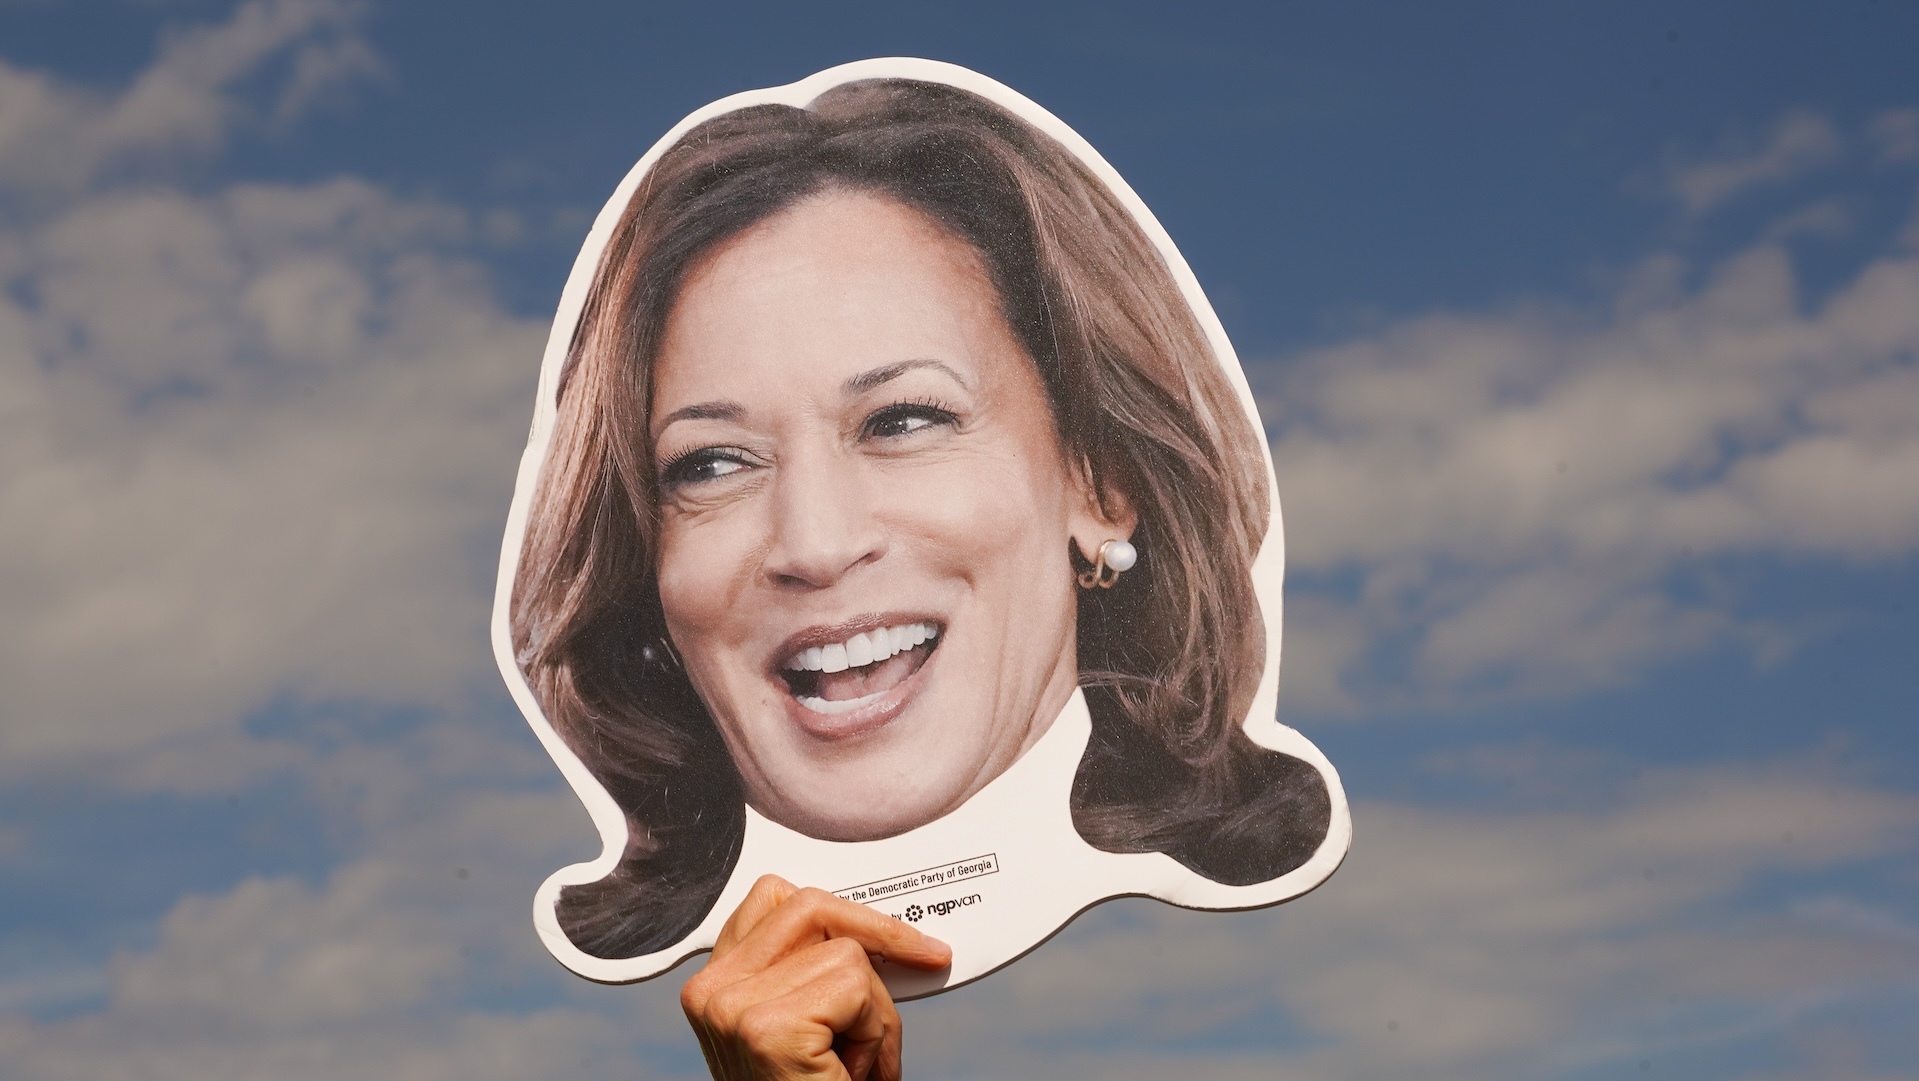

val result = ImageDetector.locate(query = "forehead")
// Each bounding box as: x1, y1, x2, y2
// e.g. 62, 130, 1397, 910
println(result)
652, 189, 1018, 403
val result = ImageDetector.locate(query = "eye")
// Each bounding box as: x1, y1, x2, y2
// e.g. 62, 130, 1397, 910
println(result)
659, 446, 755, 488
861, 400, 958, 441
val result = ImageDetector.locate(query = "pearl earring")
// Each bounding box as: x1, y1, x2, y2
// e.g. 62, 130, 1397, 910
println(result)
1077, 538, 1138, 589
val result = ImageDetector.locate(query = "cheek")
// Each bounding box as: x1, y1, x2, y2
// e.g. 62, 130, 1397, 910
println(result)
883, 453, 1074, 574
655, 512, 757, 647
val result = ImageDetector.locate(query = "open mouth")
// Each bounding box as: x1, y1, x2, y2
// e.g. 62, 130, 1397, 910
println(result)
779, 621, 941, 717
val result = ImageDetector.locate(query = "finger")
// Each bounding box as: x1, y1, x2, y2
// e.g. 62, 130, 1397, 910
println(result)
712, 874, 800, 956
712, 887, 951, 982
687, 875, 806, 1020
701, 937, 875, 1030
835, 963, 903, 1081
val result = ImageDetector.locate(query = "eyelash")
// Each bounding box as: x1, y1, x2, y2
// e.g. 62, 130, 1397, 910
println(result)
657, 446, 753, 489
861, 397, 959, 441
657, 398, 959, 491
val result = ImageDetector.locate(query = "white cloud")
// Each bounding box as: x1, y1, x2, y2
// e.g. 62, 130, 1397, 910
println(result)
1868, 108, 1919, 163
1764, 198, 1852, 242
1265, 210, 1919, 711
111, 864, 463, 1025
0, 1, 541, 781
0, 856, 682, 1080
0, 0, 374, 195
0, 722, 709, 1080
1791, 895, 1919, 944
269, 24, 385, 126
1657, 109, 1844, 216
0, 177, 542, 779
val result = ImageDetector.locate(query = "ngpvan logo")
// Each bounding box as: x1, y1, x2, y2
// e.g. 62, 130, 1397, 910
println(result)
898, 894, 980, 922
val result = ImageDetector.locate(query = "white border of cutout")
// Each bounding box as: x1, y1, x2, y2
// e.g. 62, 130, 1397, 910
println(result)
491, 57, 1352, 991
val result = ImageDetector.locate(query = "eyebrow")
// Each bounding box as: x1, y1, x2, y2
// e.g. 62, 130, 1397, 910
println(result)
845, 358, 971, 394
654, 359, 971, 437
655, 400, 745, 432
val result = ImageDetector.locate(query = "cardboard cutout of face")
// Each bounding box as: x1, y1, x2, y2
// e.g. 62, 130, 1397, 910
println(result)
493, 58, 1351, 998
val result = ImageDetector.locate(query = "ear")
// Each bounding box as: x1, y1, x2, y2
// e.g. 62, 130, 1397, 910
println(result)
1067, 458, 1138, 566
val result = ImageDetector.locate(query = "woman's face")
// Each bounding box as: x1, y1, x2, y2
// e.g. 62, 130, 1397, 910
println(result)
650, 189, 1124, 841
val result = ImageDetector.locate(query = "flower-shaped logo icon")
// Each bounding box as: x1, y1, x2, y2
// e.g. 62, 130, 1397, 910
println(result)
904, 904, 924, 922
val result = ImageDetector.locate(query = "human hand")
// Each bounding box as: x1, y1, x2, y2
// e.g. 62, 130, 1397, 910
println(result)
680, 874, 953, 1081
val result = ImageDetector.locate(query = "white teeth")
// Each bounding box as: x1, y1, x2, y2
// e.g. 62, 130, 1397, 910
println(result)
845, 632, 874, 668
783, 621, 940, 672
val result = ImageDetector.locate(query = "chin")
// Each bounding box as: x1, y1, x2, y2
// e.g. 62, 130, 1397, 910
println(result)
786, 808, 923, 843
756, 752, 967, 842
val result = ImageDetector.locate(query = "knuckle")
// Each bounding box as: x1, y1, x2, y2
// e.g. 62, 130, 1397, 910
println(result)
703, 984, 751, 1029
825, 936, 868, 966
824, 964, 871, 999
679, 974, 713, 1014
791, 886, 836, 912
734, 1002, 792, 1050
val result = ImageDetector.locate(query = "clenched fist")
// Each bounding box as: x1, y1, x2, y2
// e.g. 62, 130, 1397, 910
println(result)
681, 875, 953, 1081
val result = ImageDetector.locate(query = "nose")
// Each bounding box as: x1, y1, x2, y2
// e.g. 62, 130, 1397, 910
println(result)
761, 448, 885, 589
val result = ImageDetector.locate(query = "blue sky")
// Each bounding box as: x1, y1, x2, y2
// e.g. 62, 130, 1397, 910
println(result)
1, 1, 1915, 1078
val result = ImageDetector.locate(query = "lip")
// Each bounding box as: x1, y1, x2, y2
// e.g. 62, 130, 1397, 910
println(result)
769, 612, 945, 741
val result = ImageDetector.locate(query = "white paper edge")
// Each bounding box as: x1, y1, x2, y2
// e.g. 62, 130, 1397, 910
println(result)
489, 56, 1353, 989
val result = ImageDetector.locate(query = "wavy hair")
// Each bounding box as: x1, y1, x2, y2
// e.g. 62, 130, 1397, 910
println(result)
511, 78, 1331, 959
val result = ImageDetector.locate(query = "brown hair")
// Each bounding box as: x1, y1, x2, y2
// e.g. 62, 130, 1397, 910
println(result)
511, 78, 1331, 959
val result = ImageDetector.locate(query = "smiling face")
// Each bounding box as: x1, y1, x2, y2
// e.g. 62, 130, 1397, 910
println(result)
649, 189, 1129, 841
